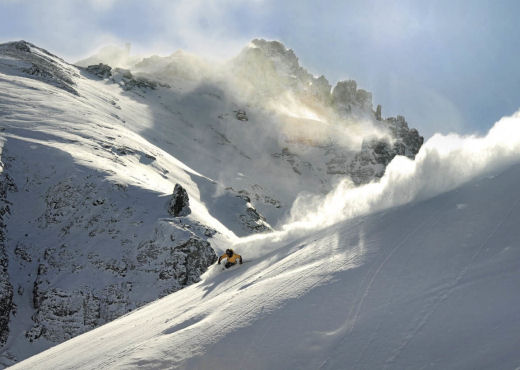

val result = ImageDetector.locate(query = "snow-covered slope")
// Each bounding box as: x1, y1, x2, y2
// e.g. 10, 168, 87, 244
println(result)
11, 127, 520, 369
0, 40, 269, 366
3, 37, 519, 369
0, 38, 423, 366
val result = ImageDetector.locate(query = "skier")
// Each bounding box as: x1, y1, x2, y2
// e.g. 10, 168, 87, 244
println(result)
218, 248, 243, 269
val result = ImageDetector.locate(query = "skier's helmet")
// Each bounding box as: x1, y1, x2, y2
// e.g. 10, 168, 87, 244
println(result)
226, 249, 233, 257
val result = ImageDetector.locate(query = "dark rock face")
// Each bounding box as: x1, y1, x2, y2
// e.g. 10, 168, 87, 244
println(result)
272, 147, 313, 176
385, 116, 424, 158
27, 230, 217, 344
375, 104, 382, 121
235, 194, 271, 234
0, 152, 219, 357
26, 187, 216, 345
348, 116, 424, 185
168, 184, 191, 217
26, 287, 103, 343
84, 63, 170, 91
332, 80, 373, 113
86, 63, 112, 79
111, 68, 170, 91
240, 206, 270, 233
0, 163, 15, 348
158, 238, 217, 287
234, 109, 248, 121
0, 279, 13, 347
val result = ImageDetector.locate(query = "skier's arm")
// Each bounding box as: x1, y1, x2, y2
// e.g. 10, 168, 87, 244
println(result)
218, 254, 226, 264
238, 255, 243, 264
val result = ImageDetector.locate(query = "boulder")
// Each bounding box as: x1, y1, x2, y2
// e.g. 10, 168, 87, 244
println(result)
86, 63, 112, 79
234, 109, 248, 121
168, 184, 191, 217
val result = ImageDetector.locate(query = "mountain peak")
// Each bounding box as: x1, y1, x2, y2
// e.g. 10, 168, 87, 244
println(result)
240, 38, 301, 74
249, 39, 296, 60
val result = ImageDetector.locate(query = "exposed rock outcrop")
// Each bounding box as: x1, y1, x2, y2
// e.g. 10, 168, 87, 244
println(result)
348, 116, 424, 184
375, 104, 382, 121
168, 184, 191, 217
234, 109, 248, 121
85, 62, 171, 91
387, 115, 424, 157
156, 238, 217, 291
86, 63, 112, 79
236, 194, 271, 234
27, 182, 216, 345
0, 157, 219, 354
0, 160, 15, 348
272, 147, 313, 176
332, 80, 373, 113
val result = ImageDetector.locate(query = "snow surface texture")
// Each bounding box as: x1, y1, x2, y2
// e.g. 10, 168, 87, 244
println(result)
11, 113, 520, 369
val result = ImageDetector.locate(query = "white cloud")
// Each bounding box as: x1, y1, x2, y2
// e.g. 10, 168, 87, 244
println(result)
1, 0, 266, 62
151, 0, 263, 60
86, 0, 118, 12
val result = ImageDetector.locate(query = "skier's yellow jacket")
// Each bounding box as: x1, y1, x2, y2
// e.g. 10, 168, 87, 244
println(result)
218, 252, 242, 264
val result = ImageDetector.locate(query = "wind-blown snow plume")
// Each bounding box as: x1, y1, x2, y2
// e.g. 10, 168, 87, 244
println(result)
234, 110, 520, 258
285, 110, 520, 230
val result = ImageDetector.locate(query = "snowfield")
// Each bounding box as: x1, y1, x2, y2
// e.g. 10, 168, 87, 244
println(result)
12, 111, 520, 369
12, 158, 520, 369
1, 39, 520, 369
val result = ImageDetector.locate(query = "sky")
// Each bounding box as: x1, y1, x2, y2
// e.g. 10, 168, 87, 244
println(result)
1, 0, 519, 138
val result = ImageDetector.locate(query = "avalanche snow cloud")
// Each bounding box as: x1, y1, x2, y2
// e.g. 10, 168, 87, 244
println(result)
285, 111, 520, 231
234, 110, 520, 260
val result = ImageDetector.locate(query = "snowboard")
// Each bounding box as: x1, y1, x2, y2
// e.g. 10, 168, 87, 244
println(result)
221, 261, 251, 271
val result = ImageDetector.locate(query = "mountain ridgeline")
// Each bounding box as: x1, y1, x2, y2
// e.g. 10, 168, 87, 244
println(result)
0, 39, 422, 366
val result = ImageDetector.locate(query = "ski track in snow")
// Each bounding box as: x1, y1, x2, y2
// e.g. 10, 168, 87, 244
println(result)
318, 207, 443, 370
384, 196, 520, 367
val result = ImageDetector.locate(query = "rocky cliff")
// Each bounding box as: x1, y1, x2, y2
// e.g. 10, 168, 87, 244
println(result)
0, 156, 14, 350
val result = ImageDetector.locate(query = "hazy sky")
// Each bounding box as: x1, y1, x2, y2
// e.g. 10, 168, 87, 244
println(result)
1, 0, 519, 138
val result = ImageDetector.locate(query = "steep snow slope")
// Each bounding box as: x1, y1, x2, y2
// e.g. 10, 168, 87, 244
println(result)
0, 38, 425, 366
0, 41, 268, 366
4, 38, 519, 369
12, 115, 520, 369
